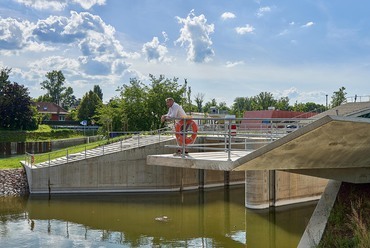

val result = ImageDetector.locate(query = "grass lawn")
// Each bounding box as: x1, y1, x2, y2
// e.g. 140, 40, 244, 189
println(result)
0, 138, 121, 170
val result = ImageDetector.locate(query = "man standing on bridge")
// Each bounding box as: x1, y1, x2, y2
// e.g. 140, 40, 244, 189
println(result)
161, 97, 189, 155
161, 97, 186, 123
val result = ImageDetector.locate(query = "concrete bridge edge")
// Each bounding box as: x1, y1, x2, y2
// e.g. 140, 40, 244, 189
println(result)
298, 180, 342, 248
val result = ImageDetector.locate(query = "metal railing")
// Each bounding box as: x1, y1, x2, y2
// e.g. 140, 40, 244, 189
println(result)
164, 117, 314, 160
24, 127, 172, 168
24, 116, 314, 167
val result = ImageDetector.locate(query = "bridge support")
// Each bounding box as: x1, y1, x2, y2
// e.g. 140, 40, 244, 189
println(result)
245, 170, 328, 209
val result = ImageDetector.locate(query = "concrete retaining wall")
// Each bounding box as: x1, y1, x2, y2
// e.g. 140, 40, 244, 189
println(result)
24, 139, 244, 194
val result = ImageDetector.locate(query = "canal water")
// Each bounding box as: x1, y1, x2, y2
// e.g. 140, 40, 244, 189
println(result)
0, 186, 316, 248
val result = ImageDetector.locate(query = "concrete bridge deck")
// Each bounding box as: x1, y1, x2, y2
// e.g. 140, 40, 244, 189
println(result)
147, 115, 370, 183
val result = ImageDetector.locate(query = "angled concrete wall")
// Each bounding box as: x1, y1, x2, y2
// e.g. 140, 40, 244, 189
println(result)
24, 139, 244, 194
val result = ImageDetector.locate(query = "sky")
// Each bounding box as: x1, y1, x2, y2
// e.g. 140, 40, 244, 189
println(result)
1, 0, 370, 107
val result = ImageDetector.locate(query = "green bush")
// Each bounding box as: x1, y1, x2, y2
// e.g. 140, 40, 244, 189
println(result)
0, 128, 79, 142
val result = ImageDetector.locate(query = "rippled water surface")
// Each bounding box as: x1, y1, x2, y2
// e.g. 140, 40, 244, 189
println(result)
0, 186, 316, 247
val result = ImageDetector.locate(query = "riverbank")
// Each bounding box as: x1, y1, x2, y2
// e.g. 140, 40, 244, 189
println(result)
318, 182, 370, 247
0, 169, 29, 196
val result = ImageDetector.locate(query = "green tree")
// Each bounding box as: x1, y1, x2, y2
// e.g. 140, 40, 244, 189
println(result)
0, 82, 38, 130
40, 70, 66, 105
95, 98, 123, 134
331, 86, 347, 107
93, 85, 103, 100
116, 75, 187, 131
77, 90, 103, 124
275, 97, 291, 111
231, 97, 256, 117
61, 86, 77, 110
147, 74, 186, 130
255, 92, 276, 110
119, 78, 148, 131
0, 67, 11, 89
203, 98, 218, 113
194, 92, 205, 112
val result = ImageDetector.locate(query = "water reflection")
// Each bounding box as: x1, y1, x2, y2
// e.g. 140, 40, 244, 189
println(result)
0, 186, 316, 247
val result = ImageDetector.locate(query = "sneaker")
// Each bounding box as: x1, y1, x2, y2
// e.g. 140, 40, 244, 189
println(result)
173, 150, 181, 156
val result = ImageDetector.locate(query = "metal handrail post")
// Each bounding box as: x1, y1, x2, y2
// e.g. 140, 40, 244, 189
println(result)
137, 132, 140, 146
85, 146, 87, 159
227, 119, 232, 161
182, 117, 186, 157
66, 149, 69, 163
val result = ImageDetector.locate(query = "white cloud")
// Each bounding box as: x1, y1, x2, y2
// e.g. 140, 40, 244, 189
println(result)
256, 6, 271, 17
31, 11, 131, 75
13, 0, 106, 11
142, 37, 170, 63
301, 21, 314, 28
0, 17, 33, 50
235, 24, 255, 35
225, 61, 244, 68
176, 10, 215, 63
162, 31, 169, 42
221, 12, 236, 20
274, 87, 327, 105
76, 0, 106, 10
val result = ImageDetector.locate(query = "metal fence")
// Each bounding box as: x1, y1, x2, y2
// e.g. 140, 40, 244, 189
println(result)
24, 117, 314, 167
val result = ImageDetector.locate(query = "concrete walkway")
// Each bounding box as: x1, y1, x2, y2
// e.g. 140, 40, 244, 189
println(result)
30, 135, 175, 168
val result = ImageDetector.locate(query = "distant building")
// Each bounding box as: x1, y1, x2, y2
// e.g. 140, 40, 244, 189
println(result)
34, 102, 68, 121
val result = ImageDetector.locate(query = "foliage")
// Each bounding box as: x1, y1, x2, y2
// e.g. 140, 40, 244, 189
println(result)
318, 183, 370, 248
0, 82, 38, 130
231, 97, 256, 117
93, 85, 103, 100
40, 70, 66, 105
275, 97, 291, 111
61, 86, 77, 110
95, 98, 123, 135
39, 70, 77, 109
0, 67, 11, 88
77, 90, 103, 124
194, 92, 205, 112
254, 92, 276, 110
115, 75, 186, 131
331, 86, 347, 107
293, 101, 327, 113
0, 126, 79, 142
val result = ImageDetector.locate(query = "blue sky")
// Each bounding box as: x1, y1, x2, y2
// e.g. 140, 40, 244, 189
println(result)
1, 0, 370, 107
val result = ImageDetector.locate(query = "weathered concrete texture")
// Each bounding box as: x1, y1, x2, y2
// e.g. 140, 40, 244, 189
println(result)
23, 139, 244, 194
234, 116, 370, 173
298, 180, 342, 248
245, 170, 328, 209
0, 169, 29, 196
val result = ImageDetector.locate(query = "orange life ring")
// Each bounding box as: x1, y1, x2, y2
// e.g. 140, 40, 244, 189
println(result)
175, 119, 198, 145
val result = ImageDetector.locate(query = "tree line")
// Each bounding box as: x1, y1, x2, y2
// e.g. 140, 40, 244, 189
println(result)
0, 67, 348, 132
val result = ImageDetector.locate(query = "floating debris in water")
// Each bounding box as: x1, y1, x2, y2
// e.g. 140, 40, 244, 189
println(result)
155, 216, 169, 222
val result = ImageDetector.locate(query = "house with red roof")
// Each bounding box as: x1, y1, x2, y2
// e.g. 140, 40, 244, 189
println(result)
34, 102, 68, 121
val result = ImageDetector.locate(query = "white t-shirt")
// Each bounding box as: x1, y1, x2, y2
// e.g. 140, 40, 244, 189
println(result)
166, 102, 186, 119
